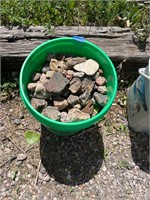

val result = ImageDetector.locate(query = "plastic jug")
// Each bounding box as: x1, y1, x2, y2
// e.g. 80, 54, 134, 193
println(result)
127, 58, 150, 134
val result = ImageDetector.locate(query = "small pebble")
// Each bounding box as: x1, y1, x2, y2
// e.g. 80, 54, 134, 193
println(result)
17, 153, 27, 161
42, 65, 50, 73
13, 118, 21, 125
0, 126, 5, 131
19, 112, 24, 119
11, 181, 16, 186
43, 175, 50, 182
95, 76, 106, 86
60, 112, 68, 122
73, 71, 85, 78
12, 71, 19, 78
15, 160, 22, 167
66, 174, 71, 180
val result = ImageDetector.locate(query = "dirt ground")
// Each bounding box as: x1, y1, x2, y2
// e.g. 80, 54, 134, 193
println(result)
0, 76, 149, 200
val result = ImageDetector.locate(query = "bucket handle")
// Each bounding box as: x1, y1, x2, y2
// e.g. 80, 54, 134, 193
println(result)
138, 68, 150, 80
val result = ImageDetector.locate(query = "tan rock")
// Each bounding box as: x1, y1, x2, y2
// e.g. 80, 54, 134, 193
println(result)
65, 108, 90, 122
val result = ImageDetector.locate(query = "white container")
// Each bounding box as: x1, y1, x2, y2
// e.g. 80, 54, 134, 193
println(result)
127, 58, 150, 134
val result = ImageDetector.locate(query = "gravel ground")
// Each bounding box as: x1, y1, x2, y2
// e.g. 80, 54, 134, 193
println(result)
0, 84, 149, 200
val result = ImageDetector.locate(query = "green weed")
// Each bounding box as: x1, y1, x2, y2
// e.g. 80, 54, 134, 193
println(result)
118, 160, 130, 169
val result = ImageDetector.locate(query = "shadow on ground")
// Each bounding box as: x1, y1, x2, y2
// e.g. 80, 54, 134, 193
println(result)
40, 125, 104, 186
129, 131, 149, 173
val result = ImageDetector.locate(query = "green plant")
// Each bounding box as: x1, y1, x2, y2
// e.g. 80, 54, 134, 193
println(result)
103, 148, 110, 159
0, 81, 18, 91
25, 130, 40, 144
118, 160, 130, 169
11, 170, 18, 180
0, 79, 18, 102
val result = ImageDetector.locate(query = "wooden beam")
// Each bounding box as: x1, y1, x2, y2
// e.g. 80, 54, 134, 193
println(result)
1, 26, 149, 72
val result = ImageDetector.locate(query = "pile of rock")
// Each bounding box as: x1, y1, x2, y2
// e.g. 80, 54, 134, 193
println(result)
27, 54, 108, 122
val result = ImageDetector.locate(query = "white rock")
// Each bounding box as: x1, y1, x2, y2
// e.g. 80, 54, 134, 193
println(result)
73, 59, 99, 76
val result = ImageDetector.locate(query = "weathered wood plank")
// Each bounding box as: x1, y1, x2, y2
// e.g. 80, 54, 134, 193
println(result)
1, 26, 150, 72
0, 26, 131, 41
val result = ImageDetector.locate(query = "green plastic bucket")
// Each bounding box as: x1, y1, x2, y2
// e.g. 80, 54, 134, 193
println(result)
19, 37, 117, 136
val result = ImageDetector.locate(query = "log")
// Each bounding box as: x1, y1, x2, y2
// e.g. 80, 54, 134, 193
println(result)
1, 26, 150, 72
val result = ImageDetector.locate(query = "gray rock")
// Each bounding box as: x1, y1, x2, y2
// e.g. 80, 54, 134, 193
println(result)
11, 181, 17, 186
34, 83, 51, 99
92, 71, 100, 80
66, 174, 72, 180
65, 108, 90, 122
12, 71, 19, 78
32, 73, 41, 82
14, 118, 21, 125
60, 112, 68, 122
65, 57, 86, 69
73, 71, 85, 78
44, 72, 69, 95
67, 94, 79, 106
0, 134, 6, 140
69, 78, 81, 94
17, 153, 27, 161
94, 92, 108, 107
15, 160, 22, 167
43, 175, 50, 182
27, 83, 37, 92
81, 76, 94, 93
0, 126, 5, 131
97, 86, 108, 94
95, 76, 106, 86
74, 59, 99, 76
53, 97, 68, 111
42, 64, 50, 73
82, 100, 94, 115
31, 98, 48, 111
42, 106, 61, 121
79, 89, 91, 107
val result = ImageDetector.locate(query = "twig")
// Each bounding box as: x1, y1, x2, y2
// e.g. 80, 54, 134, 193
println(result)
5, 128, 26, 133
34, 159, 41, 186
25, 146, 35, 153
34, 138, 47, 186
7, 135, 25, 153
0, 155, 17, 168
